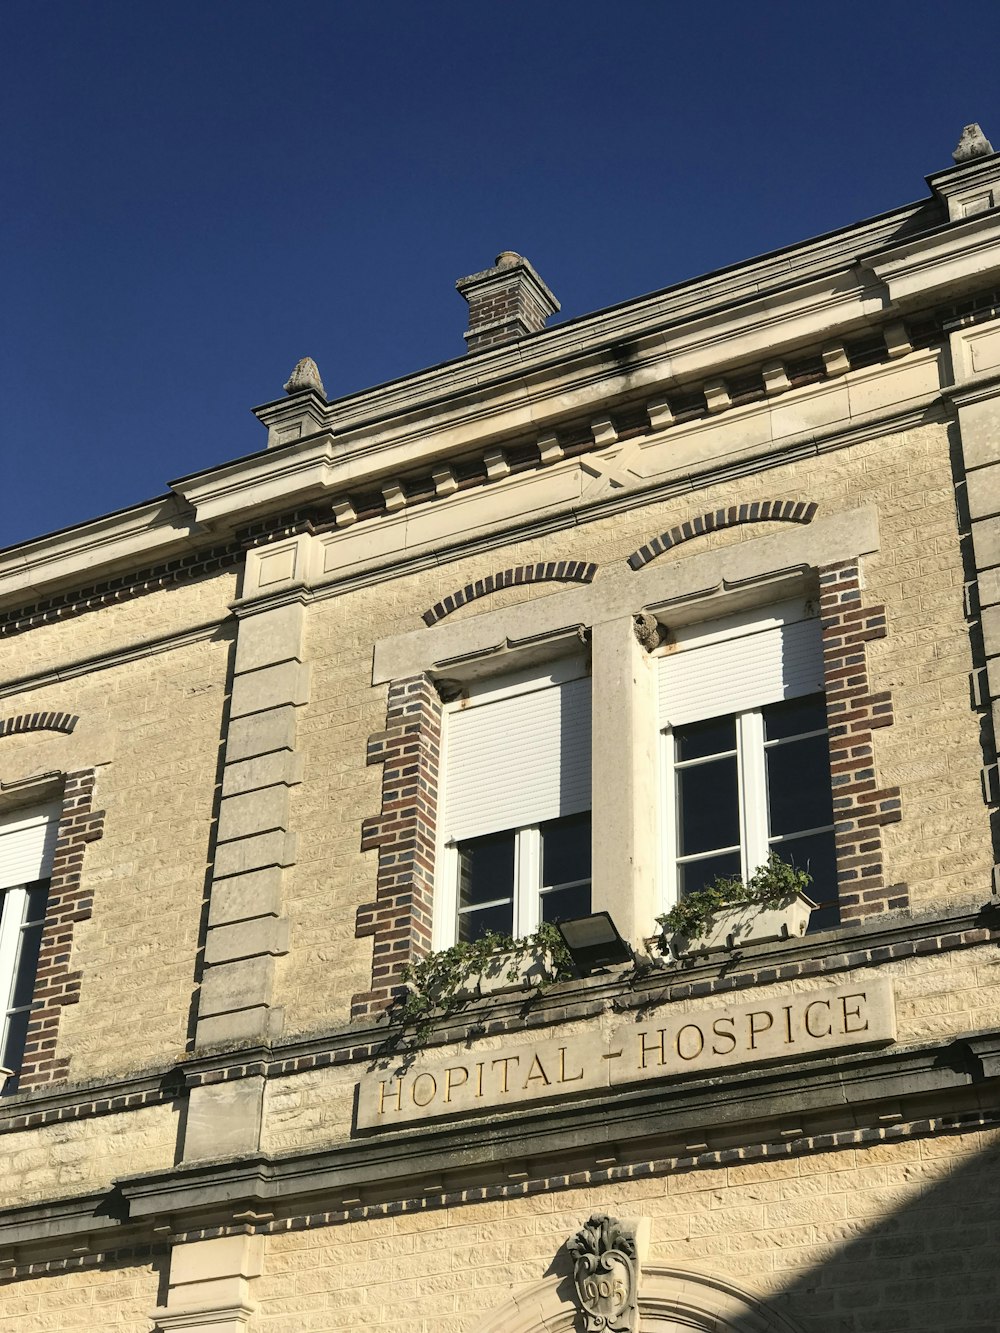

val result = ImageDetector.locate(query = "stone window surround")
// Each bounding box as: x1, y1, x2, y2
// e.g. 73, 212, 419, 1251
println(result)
367, 507, 886, 968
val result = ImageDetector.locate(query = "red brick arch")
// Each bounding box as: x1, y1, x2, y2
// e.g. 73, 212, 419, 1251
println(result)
627, 500, 818, 570
422, 561, 597, 626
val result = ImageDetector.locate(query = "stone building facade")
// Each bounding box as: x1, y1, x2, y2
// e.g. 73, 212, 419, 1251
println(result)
1, 131, 1000, 1332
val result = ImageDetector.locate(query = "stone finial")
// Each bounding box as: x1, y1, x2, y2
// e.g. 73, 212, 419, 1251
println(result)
283, 357, 326, 398
953, 124, 994, 163
568, 1214, 640, 1333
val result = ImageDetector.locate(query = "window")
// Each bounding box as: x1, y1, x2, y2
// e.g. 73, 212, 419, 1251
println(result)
660, 601, 839, 928
436, 662, 592, 947
0, 803, 58, 1091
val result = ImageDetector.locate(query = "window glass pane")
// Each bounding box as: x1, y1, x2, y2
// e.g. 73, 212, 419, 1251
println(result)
540, 881, 591, 924
1, 1008, 29, 1078
541, 813, 591, 887
675, 715, 736, 763
766, 734, 834, 836
9, 922, 44, 1010
763, 694, 827, 742
23, 883, 48, 925
769, 831, 839, 929
679, 850, 741, 899
457, 831, 515, 909
457, 901, 514, 942
677, 755, 739, 856
456, 831, 514, 943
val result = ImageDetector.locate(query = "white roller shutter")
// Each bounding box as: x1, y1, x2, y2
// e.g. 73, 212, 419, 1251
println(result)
0, 804, 60, 893
444, 677, 592, 842
659, 605, 823, 727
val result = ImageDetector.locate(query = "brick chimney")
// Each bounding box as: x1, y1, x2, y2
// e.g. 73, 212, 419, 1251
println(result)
455, 251, 560, 353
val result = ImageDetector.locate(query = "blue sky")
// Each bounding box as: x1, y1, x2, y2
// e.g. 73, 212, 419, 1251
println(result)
3, 1, 1000, 549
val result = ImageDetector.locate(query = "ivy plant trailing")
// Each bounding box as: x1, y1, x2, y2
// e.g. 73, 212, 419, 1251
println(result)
396, 921, 573, 1041
655, 853, 813, 947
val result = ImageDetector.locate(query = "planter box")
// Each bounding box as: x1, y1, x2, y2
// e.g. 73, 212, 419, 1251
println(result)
662, 894, 815, 961
472, 948, 555, 996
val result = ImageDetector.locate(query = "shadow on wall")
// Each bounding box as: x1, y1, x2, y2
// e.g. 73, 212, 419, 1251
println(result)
668, 1131, 1000, 1333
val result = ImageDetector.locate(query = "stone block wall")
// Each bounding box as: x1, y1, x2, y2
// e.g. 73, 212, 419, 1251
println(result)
249, 1123, 1000, 1333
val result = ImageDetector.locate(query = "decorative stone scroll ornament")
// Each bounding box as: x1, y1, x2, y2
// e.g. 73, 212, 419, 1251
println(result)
632, 612, 665, 651
568, 1214, 640, 1333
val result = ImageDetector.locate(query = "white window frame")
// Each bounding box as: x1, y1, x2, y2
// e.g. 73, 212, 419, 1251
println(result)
662, 703, 835, 907
0, 802, 59, 1086
657, 599, 831, 912
434, 657, 592, 949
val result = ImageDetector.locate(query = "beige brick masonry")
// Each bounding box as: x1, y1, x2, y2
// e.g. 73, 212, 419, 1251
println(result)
253, 1123, 999, 1333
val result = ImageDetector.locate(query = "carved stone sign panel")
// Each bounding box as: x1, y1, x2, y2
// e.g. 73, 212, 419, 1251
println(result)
356, 977, 895, 1129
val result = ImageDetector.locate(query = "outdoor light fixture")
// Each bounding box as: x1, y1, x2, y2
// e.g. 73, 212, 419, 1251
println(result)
556, 911, 634, 975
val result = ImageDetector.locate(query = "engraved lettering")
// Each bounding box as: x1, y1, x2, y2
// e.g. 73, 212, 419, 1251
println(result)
378, 1079, 403, 1114
748, 1010, 774, 1049
357, 978, 895, 1129
559, 1046, 584, 1083
804, 999, 832, 1038
444, 1065, 469, 1102
841, 992, 869, 1034
523, 1054, 551, 1088
492, 1055, 521, 1093
411, 1072, 437, 1107
676, 1023, 705, 1061
638, 1028, 666, 1068
711, 1016, 737, 1054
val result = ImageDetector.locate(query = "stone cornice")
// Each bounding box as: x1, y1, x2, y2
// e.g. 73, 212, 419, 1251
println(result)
171, 271, 891, 531
1, 191, 996, 614
0, 618, 231, 701
0, 1033, 990, 1263
244, 199, 936, 444
125, 1035, 1000, 1217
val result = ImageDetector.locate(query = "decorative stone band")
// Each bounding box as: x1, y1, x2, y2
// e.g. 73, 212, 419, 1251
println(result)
19, 769, 105, 1090
0, 539, 243, 640
627, 500, 818, 570
421, 561, 598, 626
167, 1109, 1000, 1251
2, 1104, 995, 1282
0, 711, 78, 738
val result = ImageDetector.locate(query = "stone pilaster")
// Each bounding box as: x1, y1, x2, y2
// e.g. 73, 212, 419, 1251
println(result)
185, 539, 313, 1159
195, 597, 305, 1053
947, 317, 1000, 891
151, 1235, 261, 1333
589, 616, 659, 947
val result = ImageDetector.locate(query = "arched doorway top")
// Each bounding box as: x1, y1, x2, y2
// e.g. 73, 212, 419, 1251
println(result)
478, 1265, 806, 1333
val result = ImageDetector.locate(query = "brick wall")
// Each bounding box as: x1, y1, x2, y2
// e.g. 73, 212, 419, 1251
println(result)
353, 676, 442, 1020
818, 561, 907, 923
18, 771, 104, 1090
